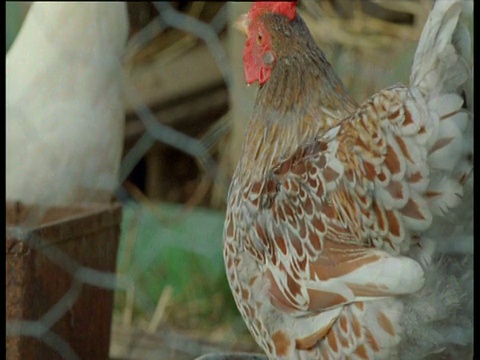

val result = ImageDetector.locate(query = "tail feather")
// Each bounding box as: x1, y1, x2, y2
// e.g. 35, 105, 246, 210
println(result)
400, 1, 473, 357
410, 0, 471, 98
409, 0, 473, 220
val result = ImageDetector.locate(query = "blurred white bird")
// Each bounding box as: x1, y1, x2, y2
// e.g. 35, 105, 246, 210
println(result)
6, 2, 129, 206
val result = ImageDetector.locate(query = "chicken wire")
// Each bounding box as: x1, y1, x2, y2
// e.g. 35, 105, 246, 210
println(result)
6, 3, 233, 359
5, 1, 438, 359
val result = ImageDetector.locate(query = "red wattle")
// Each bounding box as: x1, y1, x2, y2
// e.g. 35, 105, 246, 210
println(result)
243, 38, 259, 85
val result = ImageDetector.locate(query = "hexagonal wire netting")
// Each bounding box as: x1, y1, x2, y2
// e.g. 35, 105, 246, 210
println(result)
7, 1, 465, 359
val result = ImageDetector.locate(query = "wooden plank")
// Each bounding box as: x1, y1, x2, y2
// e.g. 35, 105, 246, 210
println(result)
123, 83, 228, 152
124, 35, 228, 113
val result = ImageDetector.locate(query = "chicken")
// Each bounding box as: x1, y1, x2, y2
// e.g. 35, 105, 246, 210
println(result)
224, 1, 473, 359
6, 2, 129, 206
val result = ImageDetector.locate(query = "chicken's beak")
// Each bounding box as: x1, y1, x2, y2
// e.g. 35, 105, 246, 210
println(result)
234, 13, 249, 36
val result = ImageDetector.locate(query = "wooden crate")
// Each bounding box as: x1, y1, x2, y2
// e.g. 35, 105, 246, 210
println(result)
6, 201, 122, 360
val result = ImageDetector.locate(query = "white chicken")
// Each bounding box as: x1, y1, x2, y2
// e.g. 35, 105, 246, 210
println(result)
6, 2, 129, 206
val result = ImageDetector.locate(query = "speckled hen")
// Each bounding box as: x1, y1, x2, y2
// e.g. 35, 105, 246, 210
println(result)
224, 1, 473, 359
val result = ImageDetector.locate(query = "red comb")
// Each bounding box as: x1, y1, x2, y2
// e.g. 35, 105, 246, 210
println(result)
248, 1, 297, 22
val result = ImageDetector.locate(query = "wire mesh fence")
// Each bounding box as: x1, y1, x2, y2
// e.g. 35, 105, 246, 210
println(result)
6, 1, 445, 359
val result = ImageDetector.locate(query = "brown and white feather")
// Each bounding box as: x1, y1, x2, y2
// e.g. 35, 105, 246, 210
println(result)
224, 1, 473, 359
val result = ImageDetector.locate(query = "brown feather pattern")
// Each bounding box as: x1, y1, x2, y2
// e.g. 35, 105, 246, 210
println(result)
224, 2, 472, 359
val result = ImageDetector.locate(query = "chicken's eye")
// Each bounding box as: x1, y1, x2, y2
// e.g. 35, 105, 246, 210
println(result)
256, 30, 263, 44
